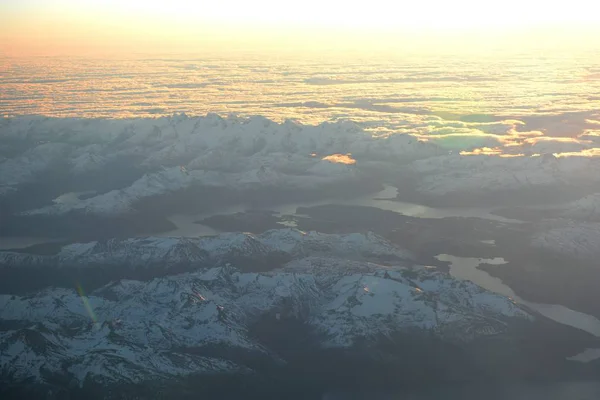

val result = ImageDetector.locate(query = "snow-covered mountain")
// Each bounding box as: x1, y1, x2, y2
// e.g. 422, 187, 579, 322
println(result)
3, 115, 600, 221
0, 229, 529, 388
0, 115, 438, 215
558, 193, 600, 221
531, 221, 600, 262
20, 162, 360, 217
407, 153, 600, 200
0, 142, 72, 195
0, 229, 412, 272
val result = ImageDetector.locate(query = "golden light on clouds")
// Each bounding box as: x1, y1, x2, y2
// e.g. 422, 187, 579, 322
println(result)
524, 136, 591, 146
554, 148, 600, 158
322, 153, 357, 165
459, 147, 525, 157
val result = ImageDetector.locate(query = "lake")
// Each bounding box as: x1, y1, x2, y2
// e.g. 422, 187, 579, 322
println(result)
157, 185, 519, 237
438, 254, 600, 362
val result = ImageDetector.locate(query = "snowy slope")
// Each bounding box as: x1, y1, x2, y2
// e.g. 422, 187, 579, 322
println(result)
0, 229, 413, 270
408, 153, 600, 197
0, 114, 438, 220
0, 143, 72, 195
0, 246, 529, 386
531, 221, 600, 262
21, 163, 361, 216
3, 115, 600, 216
559, 193, 600, 220
0, 115, 436, 188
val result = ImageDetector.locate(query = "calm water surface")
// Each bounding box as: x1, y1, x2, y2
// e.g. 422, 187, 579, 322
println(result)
438, 254, 600, 361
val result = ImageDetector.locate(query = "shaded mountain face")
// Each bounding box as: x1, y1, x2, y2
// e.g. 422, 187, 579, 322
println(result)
0, 230, 411, 293
3, 116, 600, 397
2, 115, 600, 241
0, 230, 594, 399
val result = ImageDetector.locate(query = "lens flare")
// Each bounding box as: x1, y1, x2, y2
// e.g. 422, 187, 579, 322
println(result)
76, 282, 98, 323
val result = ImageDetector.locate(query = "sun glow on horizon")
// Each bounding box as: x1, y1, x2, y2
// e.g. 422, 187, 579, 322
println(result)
29, 0, 600, 30
2, 0, 600, 56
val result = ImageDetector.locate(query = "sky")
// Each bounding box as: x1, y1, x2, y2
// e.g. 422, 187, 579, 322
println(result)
1, 0, 600, 56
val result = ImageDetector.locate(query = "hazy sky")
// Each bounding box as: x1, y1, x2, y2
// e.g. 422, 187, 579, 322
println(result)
2, 0, 600, 56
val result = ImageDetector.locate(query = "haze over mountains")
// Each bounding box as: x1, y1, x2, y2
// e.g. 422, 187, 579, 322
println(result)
3, 49, 600, 398
2, 112, 600, 398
